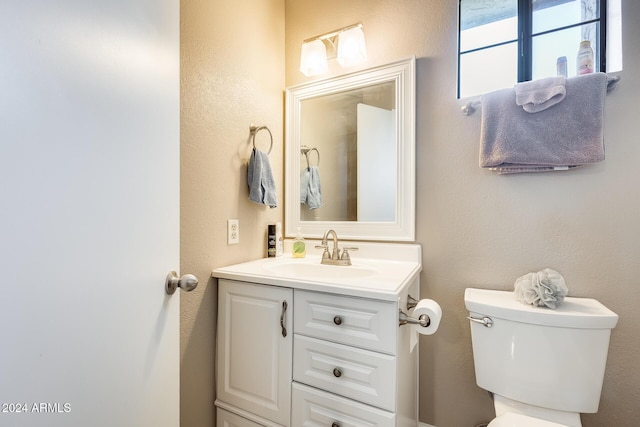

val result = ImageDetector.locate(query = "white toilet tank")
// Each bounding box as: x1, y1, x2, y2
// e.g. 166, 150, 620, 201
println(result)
465, 288, 618, 414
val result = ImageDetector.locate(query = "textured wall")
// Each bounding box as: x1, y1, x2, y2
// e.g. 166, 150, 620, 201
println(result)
180, 1, 284, 426
286, 1, 640, 426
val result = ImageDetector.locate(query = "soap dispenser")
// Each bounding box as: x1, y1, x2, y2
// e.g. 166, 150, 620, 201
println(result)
292, 228, 306, 258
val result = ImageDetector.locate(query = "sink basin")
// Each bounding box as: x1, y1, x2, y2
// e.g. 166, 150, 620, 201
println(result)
264, 258, 379, 280
212, 243, 422, 299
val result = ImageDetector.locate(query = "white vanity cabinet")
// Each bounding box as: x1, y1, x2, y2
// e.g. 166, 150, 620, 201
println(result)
213, 245, 422, 427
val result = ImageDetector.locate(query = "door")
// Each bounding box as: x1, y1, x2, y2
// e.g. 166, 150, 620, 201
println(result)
217, 280, 292, 426
356, 103, 396, 221
0, 1, 180, 426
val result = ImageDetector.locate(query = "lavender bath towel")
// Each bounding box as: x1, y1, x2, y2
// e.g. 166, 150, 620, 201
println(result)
515, 76, 566, 113
480, 73, 608, 174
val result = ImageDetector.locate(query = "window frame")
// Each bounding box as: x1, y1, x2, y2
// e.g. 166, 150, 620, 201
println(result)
457, 0, 607, 98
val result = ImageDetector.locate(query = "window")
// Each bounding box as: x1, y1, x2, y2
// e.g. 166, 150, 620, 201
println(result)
458, 0, 622, 98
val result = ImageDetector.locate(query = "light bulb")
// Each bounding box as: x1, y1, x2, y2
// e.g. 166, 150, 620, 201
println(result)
299, 39, 328, 77
337, 26, 367, 67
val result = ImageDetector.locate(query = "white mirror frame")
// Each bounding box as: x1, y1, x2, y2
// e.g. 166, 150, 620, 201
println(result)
285, 57, 415, 241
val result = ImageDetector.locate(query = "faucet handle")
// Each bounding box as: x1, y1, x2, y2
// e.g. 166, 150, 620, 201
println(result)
340, 247, 358, 263
315, 244, 331, 260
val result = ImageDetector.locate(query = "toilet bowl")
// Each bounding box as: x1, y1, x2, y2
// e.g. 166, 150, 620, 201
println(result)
465, 288, 618, 427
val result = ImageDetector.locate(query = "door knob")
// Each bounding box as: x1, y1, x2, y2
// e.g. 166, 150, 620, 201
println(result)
165, 271, 198, 295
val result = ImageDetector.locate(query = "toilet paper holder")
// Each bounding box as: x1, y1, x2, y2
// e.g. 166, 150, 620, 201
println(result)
407, 295, 418, 310
400, 294, 431, 327
399, 309, 431, 327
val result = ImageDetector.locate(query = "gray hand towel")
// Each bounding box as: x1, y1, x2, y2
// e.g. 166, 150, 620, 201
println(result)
515, 76, 566, 113
300, 167, 309, 203
300, 166, 322, 209
480, 72, 608, 174
247, 148, 277, 208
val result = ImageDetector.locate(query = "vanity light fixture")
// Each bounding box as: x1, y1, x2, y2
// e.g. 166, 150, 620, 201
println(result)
299, 39, 328, 77
299, 23, 367, 77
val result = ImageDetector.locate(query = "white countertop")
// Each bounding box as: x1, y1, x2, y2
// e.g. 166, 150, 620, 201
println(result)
212, 242, 422, 301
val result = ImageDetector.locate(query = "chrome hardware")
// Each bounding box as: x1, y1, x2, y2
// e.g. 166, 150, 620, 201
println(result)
318, 229, 357, 266
398, 309, 430, 328
324, 229, 340, 261
315, 244, 331, 260
300, 145, 320, 167
280, 301, 288, 337
407, 295, 418, 310
333, 315, 342, 326
467, 315, 493, 328
332, 368, 342, 378
165, 271, 198, 295
340, 247, 358, 262
249, 124, 273, 154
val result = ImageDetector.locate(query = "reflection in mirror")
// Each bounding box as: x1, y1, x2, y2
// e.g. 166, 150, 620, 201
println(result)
286, 57, 415, 241
299, 81, 395, 222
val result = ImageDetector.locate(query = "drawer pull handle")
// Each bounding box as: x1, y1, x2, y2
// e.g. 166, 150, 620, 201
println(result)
332, 423, 340, 427
280, 301, 288, 337
333, 368, 342, 378
333, 315, 342, 325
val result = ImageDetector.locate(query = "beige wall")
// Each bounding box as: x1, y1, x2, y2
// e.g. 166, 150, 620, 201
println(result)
181, 0, 640, 426
180, 0, 284, 425
286, 1, 640, 426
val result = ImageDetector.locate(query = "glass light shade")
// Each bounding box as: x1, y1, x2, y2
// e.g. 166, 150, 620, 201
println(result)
299, 39, 328, 77
337, 26, 367, 67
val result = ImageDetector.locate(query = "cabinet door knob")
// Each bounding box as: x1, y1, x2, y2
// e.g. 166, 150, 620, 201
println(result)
333, 315, 342, 325
332, 423, 340, 427
332, 368, 342, 378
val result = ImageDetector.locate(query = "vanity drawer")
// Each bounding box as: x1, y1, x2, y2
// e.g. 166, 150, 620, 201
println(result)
294, 290, 397, 354
216, 408, 265, 427
293, 334, 396, 411
292, 382, 395, 427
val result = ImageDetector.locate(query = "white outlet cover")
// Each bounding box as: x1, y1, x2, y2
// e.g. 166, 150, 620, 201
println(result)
227, 219, 239, 244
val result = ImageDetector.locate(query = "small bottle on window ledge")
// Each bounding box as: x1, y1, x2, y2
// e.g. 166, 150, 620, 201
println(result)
577, 40, 594, 75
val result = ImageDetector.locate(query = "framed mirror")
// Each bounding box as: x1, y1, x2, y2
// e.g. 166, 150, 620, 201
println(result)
285, 57, 415, 241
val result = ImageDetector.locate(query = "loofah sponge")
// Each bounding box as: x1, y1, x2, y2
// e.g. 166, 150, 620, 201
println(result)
514, 268, 569, 309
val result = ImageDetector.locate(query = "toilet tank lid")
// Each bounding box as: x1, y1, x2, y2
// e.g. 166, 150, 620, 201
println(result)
464, 288, 618, 329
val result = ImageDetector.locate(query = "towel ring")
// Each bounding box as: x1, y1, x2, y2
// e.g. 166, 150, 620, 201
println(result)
250, 125, 273, 154
301, 146, 320, 167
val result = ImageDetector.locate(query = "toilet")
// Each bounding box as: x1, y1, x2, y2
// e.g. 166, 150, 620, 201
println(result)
464, 288, 618, 427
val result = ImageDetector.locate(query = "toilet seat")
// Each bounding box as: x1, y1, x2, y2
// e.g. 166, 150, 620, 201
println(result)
488, 412, 570, 427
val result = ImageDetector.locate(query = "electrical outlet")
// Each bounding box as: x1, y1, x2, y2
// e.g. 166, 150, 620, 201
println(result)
227, 219, 239, 244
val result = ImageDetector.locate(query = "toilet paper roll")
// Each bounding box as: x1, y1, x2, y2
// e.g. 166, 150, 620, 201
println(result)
413, 299, 442, 335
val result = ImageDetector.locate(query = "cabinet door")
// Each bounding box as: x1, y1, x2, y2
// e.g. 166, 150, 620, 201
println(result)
217, 280, 292, 426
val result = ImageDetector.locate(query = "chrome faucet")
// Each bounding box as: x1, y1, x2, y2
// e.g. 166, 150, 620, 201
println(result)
316, 229, 358, 266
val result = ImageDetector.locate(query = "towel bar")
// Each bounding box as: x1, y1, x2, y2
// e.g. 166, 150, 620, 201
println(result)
301, 145, 320, 167
461, 74, 620, 116
461, 100, 481, 116
250, 124, 273, 154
